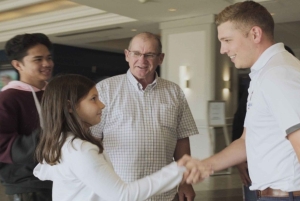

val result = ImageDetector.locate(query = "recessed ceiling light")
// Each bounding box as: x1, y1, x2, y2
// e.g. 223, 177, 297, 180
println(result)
168, 8, 177, 12
131, 29, 137, 32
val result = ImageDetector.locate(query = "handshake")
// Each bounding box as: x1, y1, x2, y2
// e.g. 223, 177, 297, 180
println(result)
177, 155, 214, 184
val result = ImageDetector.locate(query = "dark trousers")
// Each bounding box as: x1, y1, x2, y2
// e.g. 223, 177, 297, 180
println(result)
243, 185, 257, 201
7, 190, 52, 201
172, 194, 179, 201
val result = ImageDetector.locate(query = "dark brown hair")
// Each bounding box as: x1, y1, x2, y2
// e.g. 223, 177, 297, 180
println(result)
36, 74, 103, 165
216, 1, 274, 40
5, 33, 52, 62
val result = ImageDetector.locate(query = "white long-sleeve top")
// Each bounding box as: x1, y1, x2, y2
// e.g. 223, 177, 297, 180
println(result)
33, 134, 185, 201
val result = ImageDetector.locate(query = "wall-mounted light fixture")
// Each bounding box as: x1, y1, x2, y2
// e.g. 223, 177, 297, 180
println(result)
224, 80, 231, 90
179, 65, 190, 89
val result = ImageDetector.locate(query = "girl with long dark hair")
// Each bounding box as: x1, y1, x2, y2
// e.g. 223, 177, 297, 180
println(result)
34, 74, 188, 201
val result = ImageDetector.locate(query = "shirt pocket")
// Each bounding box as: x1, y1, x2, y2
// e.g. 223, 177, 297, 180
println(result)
159, 104, 177, 128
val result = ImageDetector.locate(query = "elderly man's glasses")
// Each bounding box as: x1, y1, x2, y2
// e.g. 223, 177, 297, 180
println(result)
126, 50, 161, 60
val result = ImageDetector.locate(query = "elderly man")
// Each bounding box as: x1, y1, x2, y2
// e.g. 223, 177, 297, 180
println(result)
92, 32, 198, 201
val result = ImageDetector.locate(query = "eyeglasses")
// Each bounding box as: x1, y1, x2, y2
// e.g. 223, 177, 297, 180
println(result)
126, 50, 161, 60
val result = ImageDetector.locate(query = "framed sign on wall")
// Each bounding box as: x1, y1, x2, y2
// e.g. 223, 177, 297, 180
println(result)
207, 101, 226, 127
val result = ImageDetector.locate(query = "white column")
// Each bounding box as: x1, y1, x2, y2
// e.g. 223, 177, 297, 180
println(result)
160, 15, 217, 160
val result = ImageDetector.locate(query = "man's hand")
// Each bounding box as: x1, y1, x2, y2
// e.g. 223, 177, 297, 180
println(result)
178, 183, 195, 201
178, 154, 213, 184
236, 161, 251, 186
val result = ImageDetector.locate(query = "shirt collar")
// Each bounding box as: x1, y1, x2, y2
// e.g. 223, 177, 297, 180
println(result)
250, 43, 285, 79
126, 70, 158, 91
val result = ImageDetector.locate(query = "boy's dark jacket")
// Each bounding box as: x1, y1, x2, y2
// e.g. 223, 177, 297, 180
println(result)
0, 81, 52, 194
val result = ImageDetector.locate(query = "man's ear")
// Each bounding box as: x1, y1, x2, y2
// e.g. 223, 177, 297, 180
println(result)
124, 49, 129, 62
11, 60, 23, 72
251, 26, 263, 43
158, 53, 165, 65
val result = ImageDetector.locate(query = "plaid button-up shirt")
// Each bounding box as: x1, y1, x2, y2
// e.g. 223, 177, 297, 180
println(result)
91, 70, 198, 201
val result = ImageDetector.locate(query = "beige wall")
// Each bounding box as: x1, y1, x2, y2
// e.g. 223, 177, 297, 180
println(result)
160, 14, 237, 161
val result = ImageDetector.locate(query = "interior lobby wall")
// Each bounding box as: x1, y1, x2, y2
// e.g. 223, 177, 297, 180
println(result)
160, 15, 218, 160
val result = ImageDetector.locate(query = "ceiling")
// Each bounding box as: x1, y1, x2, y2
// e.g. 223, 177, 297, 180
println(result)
1, 0, 300, 53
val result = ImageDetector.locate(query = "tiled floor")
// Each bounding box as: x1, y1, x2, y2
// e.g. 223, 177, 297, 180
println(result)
0, 167, 244, 201
193, 168, 243, 201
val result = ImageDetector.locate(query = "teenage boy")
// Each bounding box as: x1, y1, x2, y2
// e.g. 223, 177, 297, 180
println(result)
0, 33, 53, 201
